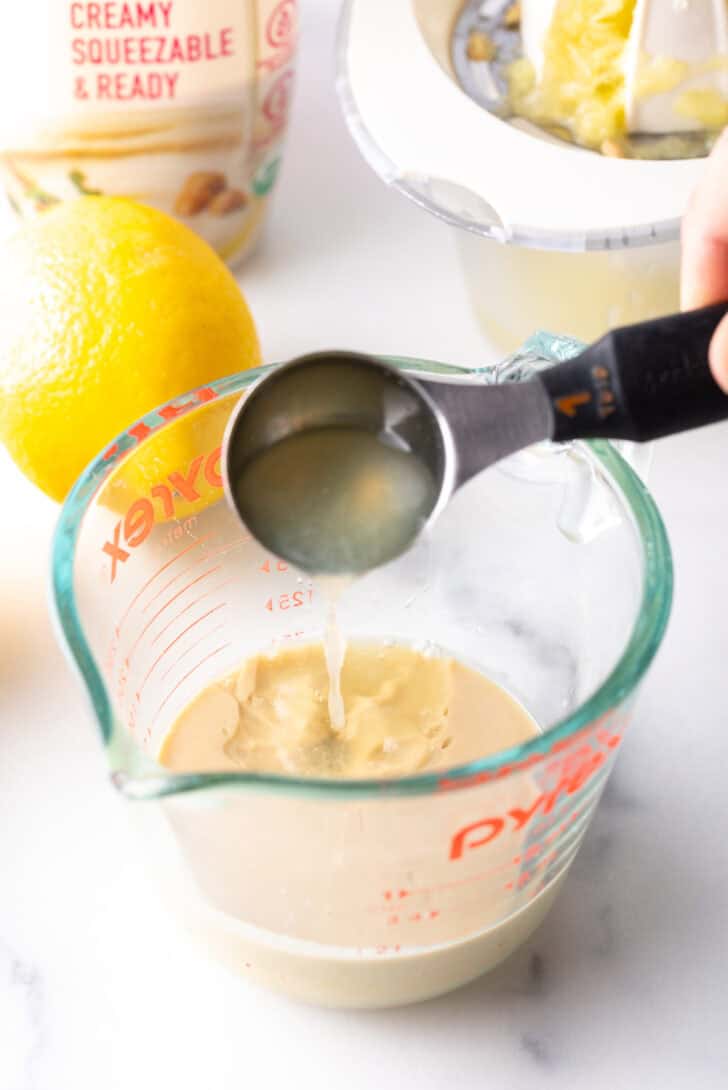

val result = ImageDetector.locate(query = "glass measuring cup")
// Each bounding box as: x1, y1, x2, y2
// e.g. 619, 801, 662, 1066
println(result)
51, 335, 672, 1008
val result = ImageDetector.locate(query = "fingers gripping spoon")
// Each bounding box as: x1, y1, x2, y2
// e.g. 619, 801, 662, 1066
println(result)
224, 303, 728, 575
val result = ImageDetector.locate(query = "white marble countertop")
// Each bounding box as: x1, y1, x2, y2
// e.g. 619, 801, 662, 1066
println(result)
2, 2, 728, 1087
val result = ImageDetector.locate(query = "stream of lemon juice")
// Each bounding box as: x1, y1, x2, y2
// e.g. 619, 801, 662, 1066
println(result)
233, 426, 440, 735
160, 426, 540, 777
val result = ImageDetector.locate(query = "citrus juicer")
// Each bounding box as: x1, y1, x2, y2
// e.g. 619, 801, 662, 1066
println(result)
52, 333, 673, 1007
457, 0, 728, 151
224, 304, 728, 574
622, 0, 728, 135
338, 0, 727, 349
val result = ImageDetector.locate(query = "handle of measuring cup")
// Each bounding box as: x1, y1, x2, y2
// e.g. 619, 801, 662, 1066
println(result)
539, 302, 728, 444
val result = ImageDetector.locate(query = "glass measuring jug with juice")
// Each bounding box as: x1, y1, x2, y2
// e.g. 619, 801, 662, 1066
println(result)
52, 336, 672, 1006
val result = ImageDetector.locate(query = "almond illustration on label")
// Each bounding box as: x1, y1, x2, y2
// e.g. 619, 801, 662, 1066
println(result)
174, 171, 227, 216
208, 188, 248, 215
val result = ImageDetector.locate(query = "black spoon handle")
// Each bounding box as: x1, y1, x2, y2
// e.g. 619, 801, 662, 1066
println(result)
538, 302, 728, 444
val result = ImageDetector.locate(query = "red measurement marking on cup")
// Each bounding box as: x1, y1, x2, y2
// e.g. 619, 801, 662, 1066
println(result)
504, 873, 532, 892
101, 389, 218, 465
162, 517, 199, 548
160, 622, 227, 684
530, 787, 598, 841
150, 578, 235, 647
428, 863, 515, 898
264, 588, 314, 613
372, 860, 517, 912
123, 565, 223, 665
134, 604, 227, 700
503, 839, 579, 892
507, 849, 560, 891
386, 910, 440, 927
543, 805, 586, 846
260, 558, 289, 573
435, 718, 622, 795
596, 728, 622, 749
141, 536, 249, 613
153, 642, 231, 722
113, 533, 213, 639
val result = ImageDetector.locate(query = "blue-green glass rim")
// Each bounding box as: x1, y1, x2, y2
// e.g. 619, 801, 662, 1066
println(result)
50, 355, 673, 801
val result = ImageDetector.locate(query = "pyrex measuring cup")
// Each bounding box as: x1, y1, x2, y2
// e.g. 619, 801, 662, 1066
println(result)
51, 334, 672, 1008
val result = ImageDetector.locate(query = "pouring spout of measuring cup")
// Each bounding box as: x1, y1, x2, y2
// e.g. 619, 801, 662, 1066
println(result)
222, 303, 728, 575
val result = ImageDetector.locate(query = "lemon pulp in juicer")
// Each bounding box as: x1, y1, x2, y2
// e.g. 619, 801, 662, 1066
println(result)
510, 0, 728, 149
510, 0, 638, 149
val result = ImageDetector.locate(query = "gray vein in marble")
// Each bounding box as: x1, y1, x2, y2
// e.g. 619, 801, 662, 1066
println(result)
570, 830, 613, 874
493, 615, 580, 681
527, 952, 547, 996
520, 1032, 553, 1068
600, 774, 643, 813
593, 904, 617, 958
1, 938, 46, 1090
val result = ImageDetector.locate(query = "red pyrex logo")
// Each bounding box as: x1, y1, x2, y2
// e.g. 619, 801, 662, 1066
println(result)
100, 387, 221, 582
447, 732, 620, 861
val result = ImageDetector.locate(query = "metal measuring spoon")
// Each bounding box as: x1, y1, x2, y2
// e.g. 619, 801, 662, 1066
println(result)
223, 303, 728, 575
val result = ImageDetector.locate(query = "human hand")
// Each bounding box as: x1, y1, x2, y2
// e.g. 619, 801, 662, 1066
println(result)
681, 131, 728, 393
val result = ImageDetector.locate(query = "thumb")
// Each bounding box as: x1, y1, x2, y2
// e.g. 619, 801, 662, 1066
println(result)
709, 312, 728, 393
681, 131, 728, 391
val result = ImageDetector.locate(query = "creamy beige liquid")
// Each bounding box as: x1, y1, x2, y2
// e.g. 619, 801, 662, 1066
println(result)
159, 641, 538, 777
151, 640, 560, 1008
234, 428, 438, 575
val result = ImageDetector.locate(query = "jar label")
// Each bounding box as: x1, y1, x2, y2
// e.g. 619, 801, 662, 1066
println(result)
0, 0, 298, 265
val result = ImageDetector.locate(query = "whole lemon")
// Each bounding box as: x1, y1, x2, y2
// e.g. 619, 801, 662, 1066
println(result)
0, 197, 261, 501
